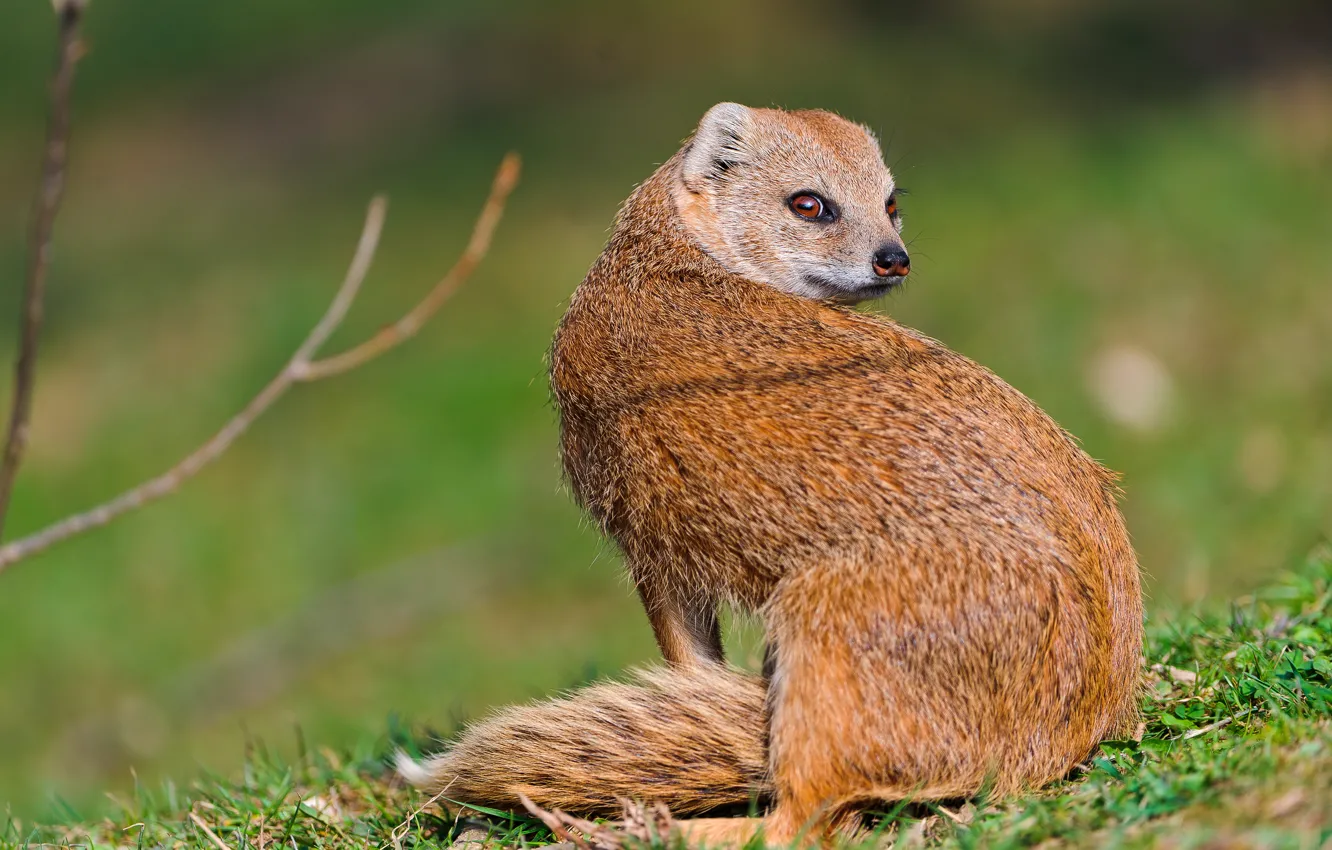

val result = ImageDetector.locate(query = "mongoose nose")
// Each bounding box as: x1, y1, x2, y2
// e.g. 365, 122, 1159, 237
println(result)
872, 248, 910, 278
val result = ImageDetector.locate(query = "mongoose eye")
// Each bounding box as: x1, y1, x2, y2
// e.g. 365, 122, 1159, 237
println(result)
886, 193, 899, 218
788, 193, 829, 221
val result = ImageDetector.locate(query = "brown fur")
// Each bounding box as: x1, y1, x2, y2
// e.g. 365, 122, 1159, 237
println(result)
403, 105, 1144, 846
400, 666, 769, 816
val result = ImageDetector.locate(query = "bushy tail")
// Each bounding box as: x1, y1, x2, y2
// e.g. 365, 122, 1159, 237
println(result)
397, 664, 771, 817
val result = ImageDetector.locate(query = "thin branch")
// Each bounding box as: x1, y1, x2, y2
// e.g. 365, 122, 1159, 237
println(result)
0, 197, 384, 570
0, 154, 520, 573
294, 151, 521, 381
0, 4, 86, 540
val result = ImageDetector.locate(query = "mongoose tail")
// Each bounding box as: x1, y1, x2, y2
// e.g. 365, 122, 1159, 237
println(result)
396, 665, 770, 817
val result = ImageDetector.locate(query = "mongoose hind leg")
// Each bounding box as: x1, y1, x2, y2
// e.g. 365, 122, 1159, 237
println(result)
672, 817, 764, 848
761, 559, 1004, 846
633, 571, 724, 666
674, 815, 864, 849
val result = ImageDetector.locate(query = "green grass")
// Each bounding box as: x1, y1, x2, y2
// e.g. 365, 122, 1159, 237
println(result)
7, 548, 1329, 849
914, 545, 1332, 849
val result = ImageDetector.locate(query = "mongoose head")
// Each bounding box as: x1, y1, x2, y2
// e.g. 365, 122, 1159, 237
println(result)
673, 102, 908, 303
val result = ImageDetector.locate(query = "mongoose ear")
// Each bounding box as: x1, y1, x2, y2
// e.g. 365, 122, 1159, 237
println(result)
681, 102, 754, 192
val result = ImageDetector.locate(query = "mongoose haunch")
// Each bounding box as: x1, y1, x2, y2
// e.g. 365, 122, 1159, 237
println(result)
401, 103, 1144, 846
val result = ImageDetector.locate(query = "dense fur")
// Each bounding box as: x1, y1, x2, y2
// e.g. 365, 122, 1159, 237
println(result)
399, 666, 769, 816
403, 105, 1144, 846
675, 103, 908, 301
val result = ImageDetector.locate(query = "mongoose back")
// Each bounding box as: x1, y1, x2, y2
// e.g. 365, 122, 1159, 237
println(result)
402, 103, 1143, 846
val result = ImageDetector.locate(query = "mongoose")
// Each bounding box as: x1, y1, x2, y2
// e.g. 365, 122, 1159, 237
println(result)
400, 103, 1144, 846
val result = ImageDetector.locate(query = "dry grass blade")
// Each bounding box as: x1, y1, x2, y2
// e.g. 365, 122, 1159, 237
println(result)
384, 785, 453, 850
517, 794, 674, 850
188, 811, 236, 850
1180, 708, 1253, 740
518, 794, 608, 850
0, 3, 85, 540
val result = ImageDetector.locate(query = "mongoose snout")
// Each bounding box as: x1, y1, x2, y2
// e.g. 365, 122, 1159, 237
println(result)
872, 246, 910, 279
672, 102, 916, 304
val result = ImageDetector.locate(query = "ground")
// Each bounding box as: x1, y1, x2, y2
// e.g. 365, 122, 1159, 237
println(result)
7, 548, 1329, 850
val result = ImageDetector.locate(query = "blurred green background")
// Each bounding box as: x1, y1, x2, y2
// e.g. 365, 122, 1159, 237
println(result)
1, 0, 1330, 821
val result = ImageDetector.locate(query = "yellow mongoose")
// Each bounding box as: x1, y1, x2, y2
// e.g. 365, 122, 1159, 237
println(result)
400, 103, 1143, 845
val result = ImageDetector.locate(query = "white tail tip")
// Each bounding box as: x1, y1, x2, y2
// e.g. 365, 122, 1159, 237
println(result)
394, 748, 434, 788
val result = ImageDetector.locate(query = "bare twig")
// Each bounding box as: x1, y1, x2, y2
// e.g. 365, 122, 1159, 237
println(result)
0, 3, 86, 540
0, 155, 520, 573
295, 152, 521, 381
0, 197, 383, 569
